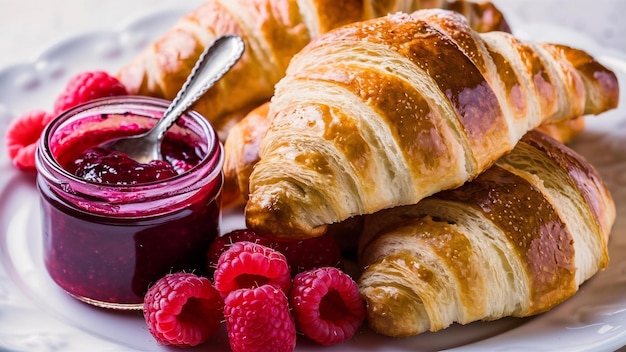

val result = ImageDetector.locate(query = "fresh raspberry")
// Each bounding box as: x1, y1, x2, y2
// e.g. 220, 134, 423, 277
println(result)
213, 241, 291, 298
206, 229, 343, 277
206, 229, 275, 275
290, 267, 365, 346
143, 272, 224, 348
224, 285, 296, 352
53, 70, 127, 114
5, 109, 54, 172
274, 233, 344, 276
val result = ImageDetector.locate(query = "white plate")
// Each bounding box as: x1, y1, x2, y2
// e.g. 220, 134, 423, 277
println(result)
1, 5, 626, 352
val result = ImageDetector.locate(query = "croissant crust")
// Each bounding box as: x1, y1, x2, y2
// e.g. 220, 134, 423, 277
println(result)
358, 130, 614, 337
244, 10, 619, 240
117, 1, 512, 139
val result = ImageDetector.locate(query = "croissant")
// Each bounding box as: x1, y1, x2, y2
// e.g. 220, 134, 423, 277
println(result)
243, 9, 619, 240
116, 0, 511, 139
357, 130, 615, 337
222, 102, 272, 207
222, 107, 586, 208
222, 100, 587, 208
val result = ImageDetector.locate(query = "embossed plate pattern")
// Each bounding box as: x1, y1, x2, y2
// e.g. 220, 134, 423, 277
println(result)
0, 5, 625, 352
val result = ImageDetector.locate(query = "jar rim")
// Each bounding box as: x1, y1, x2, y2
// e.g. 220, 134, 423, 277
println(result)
36, 95, 223, 202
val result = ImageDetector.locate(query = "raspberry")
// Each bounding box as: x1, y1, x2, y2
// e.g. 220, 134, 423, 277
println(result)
290, 267, 365, 346
213, 241, 291, 298
274, 233, 344, 276
5, 110, 54, 172
143, 272, 224, 348
224, 285, 296, 352
207, 229, 343, 277
206, 229, 275, 275
53, 70, 127, 114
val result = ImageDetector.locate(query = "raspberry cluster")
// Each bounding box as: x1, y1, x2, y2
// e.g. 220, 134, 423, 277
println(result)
143, 229, 366, 350
5, 70, 127, 171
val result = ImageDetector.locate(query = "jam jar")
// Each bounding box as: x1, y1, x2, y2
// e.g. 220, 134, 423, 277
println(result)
35, 96, 223, 310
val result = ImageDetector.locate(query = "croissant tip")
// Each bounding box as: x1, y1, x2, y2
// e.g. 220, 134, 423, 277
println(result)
360, 283, 428, 337
244, 197, 328, 240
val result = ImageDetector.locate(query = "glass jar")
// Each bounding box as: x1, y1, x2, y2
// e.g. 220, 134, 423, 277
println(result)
36, 96, 223, 310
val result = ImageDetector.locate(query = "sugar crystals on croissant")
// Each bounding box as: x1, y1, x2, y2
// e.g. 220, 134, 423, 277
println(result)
244, 9, 619, 240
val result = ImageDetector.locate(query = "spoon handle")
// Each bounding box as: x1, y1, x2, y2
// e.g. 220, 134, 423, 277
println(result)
149, 35, 245, 141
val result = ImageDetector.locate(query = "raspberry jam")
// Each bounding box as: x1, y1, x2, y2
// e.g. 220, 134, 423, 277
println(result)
65, 147, 180, 184
36, 97, 223, 310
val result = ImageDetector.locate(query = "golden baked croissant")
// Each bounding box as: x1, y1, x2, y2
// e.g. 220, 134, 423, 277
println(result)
222, 102, 271, 207
244, 10, 619, 240
357, 130, 615, 337
364, 0, 510, 32
116, 0, 511, 139
222, 106, 585, 208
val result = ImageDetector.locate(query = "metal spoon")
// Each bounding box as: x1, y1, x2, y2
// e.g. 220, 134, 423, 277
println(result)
103, 35, 245, 163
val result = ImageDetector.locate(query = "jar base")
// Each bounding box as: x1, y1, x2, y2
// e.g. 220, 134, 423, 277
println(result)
67, 292, 143, 311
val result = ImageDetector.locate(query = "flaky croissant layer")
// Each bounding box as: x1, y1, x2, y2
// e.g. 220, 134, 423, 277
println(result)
358, 130, 615, 337
244, 9, 618, 240
116, 0, 511, 139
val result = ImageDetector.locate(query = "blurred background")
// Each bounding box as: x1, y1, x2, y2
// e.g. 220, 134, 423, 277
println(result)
0, 0, 624, 70
493, 0, 626, 50
0, 0, 200, 69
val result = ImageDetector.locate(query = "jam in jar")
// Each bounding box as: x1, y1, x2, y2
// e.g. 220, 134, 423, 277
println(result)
36, 96, 223, 309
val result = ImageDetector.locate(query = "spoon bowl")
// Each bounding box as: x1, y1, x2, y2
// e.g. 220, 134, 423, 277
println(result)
103, 35, 245, 164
